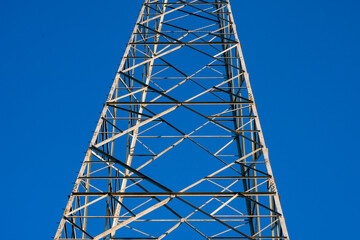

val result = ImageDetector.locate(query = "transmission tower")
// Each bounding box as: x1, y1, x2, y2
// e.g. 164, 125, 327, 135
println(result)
55, 0, 290, 239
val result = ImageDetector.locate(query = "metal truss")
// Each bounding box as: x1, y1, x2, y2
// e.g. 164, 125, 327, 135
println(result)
55, 0, 290, 239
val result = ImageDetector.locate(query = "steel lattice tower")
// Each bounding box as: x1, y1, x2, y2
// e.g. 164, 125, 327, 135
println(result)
55, 1, 290, 239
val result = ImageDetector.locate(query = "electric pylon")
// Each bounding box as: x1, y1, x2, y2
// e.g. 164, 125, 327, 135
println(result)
55, 1, 290, 239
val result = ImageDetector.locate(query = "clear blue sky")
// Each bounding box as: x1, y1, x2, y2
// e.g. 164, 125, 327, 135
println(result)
0, 0, 359, 239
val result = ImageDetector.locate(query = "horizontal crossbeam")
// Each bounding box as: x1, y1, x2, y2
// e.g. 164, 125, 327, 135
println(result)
72, 192, 275, 197
131, 42, 238, 45
107, 101, 252, 105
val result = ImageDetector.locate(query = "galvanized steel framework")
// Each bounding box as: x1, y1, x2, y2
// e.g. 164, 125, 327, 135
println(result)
55, 0, 290, 239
